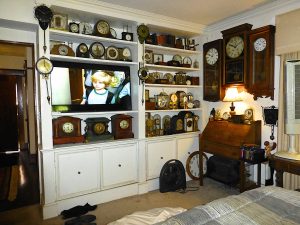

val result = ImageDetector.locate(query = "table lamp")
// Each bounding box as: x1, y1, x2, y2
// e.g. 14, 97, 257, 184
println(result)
223, 87, 242, 115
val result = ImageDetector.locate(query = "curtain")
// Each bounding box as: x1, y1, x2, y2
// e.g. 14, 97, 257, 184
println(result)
278, 52, 300, 190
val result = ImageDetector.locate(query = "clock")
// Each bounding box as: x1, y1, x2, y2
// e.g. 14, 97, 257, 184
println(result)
176, 91, 187, 109
36, 56, 53, 75
89, 42, 105, 59
186, 152, 208, 180
248, 25, 275, 100
111, 114, 134, 139
170, 115, 184, 134
50, 44, 75, 57
52, 116, 85, 145
144, 50, 153, 64
85, 117, 113, 142
137, 24, 149, 44
162, 115, 171, 135
79, 22, 93, 35
69, 22, 79, 33
184, 117, 194, 132
155, 92, 169, 110
243, 108, 254, 124
94, 20, 110, 37
203, 39, 224, 102
222, 112, 231, 121
110, 28, 117, 39
106, 46, 119, 60
168, 93, 178, 109
222, 23, 252, 87
34, 4, 53, 30
122, 32, 133, 41
76, 43, 89, 58
119, 47, 132, 61
50, 14, 68, 31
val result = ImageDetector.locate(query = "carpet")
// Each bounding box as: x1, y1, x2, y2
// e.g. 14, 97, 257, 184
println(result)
0, 165, 19, 201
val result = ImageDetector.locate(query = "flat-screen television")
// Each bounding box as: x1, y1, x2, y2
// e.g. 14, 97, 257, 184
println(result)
50, 61, 132, 112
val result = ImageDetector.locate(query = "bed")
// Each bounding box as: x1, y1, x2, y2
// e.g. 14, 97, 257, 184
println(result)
109, 186, 300, 225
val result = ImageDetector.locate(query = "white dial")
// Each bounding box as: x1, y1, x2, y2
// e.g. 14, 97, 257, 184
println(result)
62, 122, 74, 134
120, 120, 129, 129
122, 48, 131, 58
254, 38, 266, 51
58, 45, 68, 56
125, 34, 132, 41
70, 23, 79, 33
226, 36, 244, 58
205, 48, 218, 65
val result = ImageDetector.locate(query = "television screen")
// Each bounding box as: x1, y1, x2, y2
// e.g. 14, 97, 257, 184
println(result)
51, 61, 132, 112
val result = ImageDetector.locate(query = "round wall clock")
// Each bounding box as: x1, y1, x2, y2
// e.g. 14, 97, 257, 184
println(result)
137, 24, 149, 44
205, 47, 218, 65
254, 37, 266, 52
36, 56, 53, 75
226, 36, 244, 59
186, 152, 208, 180
89, 42, 105, 59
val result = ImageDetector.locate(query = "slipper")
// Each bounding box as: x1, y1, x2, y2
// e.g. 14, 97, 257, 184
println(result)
65, 214, 96, 225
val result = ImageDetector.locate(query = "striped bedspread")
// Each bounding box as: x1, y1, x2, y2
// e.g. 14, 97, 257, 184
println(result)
156, 186, 300, 225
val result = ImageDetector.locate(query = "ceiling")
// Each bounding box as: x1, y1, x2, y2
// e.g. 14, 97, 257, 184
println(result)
98, 0, 275, 25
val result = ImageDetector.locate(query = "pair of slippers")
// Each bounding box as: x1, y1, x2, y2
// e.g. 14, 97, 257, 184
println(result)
64, 214, 96, 225
61, 203, 97, 219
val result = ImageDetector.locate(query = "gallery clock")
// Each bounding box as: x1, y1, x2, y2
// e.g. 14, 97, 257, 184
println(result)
248, 25, 275, 100
221, 23, 252, 87
203, 39, 224, 102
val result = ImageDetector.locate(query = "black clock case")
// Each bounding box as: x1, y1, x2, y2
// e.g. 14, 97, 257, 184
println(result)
84, 117, 113, 142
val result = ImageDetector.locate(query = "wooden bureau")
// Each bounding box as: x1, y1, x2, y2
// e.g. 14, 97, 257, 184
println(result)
199, 120, 261, 192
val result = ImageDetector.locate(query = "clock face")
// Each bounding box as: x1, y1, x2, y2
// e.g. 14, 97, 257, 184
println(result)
90, 42, 105, 58
186, 152, 208, 180
96, 20, 110, 35
70, 23, 79, 33
36, 57, 53, 74
125, 33, 132, 41
122, 48, 131, 58
205, 48, 218, 65
226, 36, 244, 58
62, 122, 74, 134
93, 122, 106, 135
244, 109, 253, 119
119, 120, 129, 129
222, 112, 230, 120
106, 46, 119, 60
79, 44, 88, 53
58, 45, 68, 56
254, 37, 267, 52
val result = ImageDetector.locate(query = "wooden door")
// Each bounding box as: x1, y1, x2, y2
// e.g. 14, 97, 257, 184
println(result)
0, 75, 18, 151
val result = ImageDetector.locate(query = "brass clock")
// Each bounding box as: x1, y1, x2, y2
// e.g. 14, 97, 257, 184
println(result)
52, 116, 85, 145
111, 114, 134, 139
84, 117, 113, 142
94, 20, 110, 37
248, 25, 275, 100
222, 23, 252, 87
203, 39, 224, 102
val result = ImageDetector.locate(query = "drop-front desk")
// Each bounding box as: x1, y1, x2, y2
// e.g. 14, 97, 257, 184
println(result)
199, 120, 262, 192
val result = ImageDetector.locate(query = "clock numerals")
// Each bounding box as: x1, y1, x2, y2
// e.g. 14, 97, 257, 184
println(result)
62, 122, 74, 134
226, 36, 244, 59
205, 48, 218, 65
254, 37, 266, 52
186, 152, 208, 180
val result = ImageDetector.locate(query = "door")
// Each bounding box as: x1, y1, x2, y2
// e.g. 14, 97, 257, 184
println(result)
0, 74, 20, 151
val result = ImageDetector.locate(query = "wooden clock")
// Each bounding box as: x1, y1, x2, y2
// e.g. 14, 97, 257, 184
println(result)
85, 117, 114, 142
52, 116, 85, 145
111, 114, 134, 139
248, 25, 275, 100
221, 23, 253, 87
203, 39, 224, 101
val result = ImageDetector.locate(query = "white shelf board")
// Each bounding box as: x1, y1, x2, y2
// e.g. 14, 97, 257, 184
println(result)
145, 44, 201, 56
145, 108, 201, 113
145, 64, 200, 72
52, 110, 139, 117
145, 83, 201, 88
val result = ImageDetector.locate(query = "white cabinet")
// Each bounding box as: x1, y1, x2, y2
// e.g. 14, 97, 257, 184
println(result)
101, 143, 138, 189
146, 138, 176, 180
56, 148, 100, 199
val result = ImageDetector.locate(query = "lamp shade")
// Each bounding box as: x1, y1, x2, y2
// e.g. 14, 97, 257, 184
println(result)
223, 87, 242, 102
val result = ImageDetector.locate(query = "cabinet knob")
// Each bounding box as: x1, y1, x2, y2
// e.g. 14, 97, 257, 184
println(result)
118, 164, 121, 167
161, 157, 163, 159
77, 171, 81, 174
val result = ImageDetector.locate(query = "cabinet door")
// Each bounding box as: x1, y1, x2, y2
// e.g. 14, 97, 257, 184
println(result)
177, 136, 199, 174
56, 149, 100, 199
146, 139, 176, 180
102, 143, 138, 189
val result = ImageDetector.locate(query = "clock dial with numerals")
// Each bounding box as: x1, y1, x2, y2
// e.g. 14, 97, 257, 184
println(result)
186, 152, 208, 180
205, 48, 218, 65
62, 122, 74, 134
226, 36, 244, 58
120, 120, 129, 129
254, 37, 267, 51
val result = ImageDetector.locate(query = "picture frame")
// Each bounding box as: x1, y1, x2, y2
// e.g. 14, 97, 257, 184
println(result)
50, 13, 68, 31
145, 50, 153, 64
153, 53, 164, 64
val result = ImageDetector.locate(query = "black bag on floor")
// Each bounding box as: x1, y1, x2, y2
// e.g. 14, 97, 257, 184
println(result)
159, 159, 186, 193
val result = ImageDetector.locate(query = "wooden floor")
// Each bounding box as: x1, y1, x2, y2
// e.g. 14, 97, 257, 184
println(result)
0, 149, 39, 212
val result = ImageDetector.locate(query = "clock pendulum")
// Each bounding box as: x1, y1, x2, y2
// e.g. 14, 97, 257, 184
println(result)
34, 5, 53, 104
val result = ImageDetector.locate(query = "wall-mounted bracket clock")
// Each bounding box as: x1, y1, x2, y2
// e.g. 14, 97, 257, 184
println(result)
85, 117, 113, 142
221, 23, 252, 88
248, 25, 275, 100
203, 39, 224, 101
52, 116, 85, 145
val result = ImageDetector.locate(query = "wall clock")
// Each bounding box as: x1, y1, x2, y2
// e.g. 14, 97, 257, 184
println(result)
85, 117, 113, 142
137, 24, 149, 44
221, 23, 252, 87
111, 114, 134, 139
52, 116, 85, 145
248, 25, 275, 100
186, 152, 208, 180
203, 39, 224, 102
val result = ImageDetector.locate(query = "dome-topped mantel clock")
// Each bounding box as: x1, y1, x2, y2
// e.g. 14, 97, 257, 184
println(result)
221, 23, 252, 88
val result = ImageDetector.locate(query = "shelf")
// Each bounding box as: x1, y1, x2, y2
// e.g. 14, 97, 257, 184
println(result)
50, 29, 138, 47
52, 110, 139, 117
145, 83, 201, 88
144, 131, 201, 141
145, 108, 201, 113
145, 44, 201, 56
145, 64, 200, 72
50, 55, 138, 66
